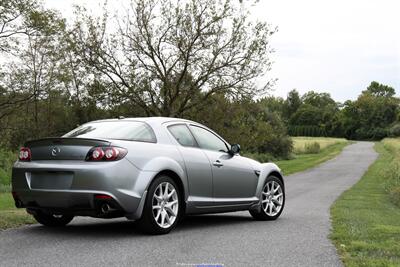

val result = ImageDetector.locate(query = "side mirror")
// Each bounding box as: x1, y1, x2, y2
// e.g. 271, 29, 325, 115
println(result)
230, 144, 241, 155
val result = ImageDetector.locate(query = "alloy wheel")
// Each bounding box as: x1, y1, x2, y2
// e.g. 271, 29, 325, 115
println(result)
261, 180, 284, 216
152, 182, 179, 228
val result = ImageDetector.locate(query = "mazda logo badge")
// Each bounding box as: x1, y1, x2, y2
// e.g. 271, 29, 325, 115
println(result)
51, 147, 61, 156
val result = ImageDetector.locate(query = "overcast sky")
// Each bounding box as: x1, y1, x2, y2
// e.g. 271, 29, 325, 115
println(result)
45, 0, 400, 102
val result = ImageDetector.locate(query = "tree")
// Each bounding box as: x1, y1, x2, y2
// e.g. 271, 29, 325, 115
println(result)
71, 0, 276, 116
0, 0, 42, 121
0, 5, 79, 146
342, 82, 399, 140
301, 91, 336, 108
284, 89, 301, 120
257, 96, 285, 117
290, 104, 323, 126
287, 91, 340, 136
186, 94, 292, 158
364, 81, 395, 98
14, 9, 67, 135
0, 0, 38, 52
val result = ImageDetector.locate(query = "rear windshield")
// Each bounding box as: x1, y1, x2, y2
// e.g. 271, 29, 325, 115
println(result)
63, 121, 157, 143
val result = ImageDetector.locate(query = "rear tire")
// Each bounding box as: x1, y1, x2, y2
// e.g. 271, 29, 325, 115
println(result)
250, 175, 285, 221
33, 211, 74, 227
137, 175, 182, 235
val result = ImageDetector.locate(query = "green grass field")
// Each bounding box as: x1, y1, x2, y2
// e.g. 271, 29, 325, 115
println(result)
277, 137, 349, 175
292, 136, 348, 154
331, 139, 400, 266
0, 193, 35, 230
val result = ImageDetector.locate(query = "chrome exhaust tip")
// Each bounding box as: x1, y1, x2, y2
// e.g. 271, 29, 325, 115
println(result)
15, 200, 23, 208
101, 203, 111, 214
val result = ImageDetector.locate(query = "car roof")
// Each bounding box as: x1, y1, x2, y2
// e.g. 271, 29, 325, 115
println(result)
79, 116, 230, 146
91, 116, 196, 125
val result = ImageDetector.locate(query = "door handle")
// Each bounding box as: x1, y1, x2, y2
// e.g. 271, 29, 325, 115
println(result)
213, 160, 223, 167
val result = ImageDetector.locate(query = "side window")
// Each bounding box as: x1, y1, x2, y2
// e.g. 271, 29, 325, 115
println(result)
189, 125, 228, 152
168, 124, 197, 147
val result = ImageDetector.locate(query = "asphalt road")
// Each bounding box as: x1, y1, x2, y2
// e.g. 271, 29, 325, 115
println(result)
0, 142, 378, 267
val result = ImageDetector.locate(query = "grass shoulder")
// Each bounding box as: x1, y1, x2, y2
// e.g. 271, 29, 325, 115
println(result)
277, 141, 349, 175
330, 141, 400, 266
0, 193, 35, 230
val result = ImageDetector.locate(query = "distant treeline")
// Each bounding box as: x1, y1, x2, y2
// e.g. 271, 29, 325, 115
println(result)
262, 81, 400, 141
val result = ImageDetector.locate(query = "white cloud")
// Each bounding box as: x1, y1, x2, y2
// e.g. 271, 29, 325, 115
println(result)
251, 0, 400, 101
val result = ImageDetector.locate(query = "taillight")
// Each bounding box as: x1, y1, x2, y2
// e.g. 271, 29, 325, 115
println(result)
86, 146, 127, 161
104, 147, 119, 160
19, 147, 31, 161
91, 147, 105, 161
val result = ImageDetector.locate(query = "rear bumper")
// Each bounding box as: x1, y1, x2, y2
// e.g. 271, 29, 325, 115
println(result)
11, 159, 156, 219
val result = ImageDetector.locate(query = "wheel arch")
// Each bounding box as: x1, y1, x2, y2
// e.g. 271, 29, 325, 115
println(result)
268, 171, 285, 188
142, 156, 189, 202
130, 157, 188, 220
156, 170, 186, 202
255, 163, 285, 198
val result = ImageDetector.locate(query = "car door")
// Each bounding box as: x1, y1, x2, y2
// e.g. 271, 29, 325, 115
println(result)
188, 125, 258, 201
167, 123, 213, 206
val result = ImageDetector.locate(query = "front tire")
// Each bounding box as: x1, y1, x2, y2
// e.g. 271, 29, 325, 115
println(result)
33, 211, 74, 227
250, 175, 285, 221
137, 175, 182, 235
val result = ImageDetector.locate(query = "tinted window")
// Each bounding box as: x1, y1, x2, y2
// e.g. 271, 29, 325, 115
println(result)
63, 121, 156, 142
189, 125, 228, 152
168, 124, 196, 147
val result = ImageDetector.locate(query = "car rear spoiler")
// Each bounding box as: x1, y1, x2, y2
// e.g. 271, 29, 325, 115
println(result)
24, 137, 111, 148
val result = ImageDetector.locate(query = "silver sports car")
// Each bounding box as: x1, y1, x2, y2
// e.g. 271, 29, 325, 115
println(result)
12, 117, 285, 234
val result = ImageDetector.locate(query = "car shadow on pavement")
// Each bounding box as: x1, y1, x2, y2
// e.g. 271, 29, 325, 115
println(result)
23, 219, 144, 237
22, 213, 256, 237
177, 214, 254, 232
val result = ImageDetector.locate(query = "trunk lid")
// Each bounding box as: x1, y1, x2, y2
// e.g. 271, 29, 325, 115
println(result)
25, 137, 111, 161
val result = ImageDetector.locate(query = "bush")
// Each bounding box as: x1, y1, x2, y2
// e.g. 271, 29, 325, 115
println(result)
187, 95, 293, 159
242, 152, 275, 163
385, 173, 400, 207
384, 164, 400, 208
390, 187, 400, 207
354, 127, 388, 140
288, 125, 327, 137
0, 168, 9, 186
0, 149, 16, 186
382, 139, 400, 207
303, 142, 321, 154
0, 184, 11, 193
389, 123, 400, 137
371, 127, 388, 140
